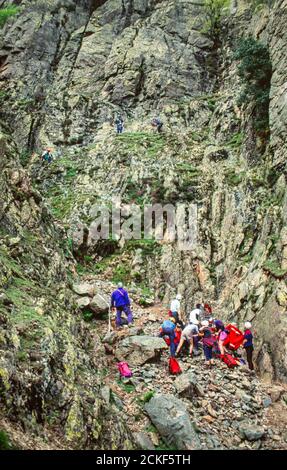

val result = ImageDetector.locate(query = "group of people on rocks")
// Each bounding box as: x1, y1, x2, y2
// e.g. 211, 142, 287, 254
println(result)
114, 115, 163, 134
110, 284, 254, 371
159, 295, 254, 371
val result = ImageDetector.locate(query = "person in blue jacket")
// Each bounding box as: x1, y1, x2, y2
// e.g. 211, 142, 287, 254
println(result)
158, 317, 176, 357
111, 282, 133, 327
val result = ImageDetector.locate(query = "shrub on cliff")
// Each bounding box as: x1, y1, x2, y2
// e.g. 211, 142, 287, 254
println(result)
234, 37, 272, 138
0, 6, 20, 28
202, 0, 230, 43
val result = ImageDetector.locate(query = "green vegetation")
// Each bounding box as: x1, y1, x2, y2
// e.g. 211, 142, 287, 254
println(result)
117, 380, 135, 394
0, 430, 12, 450
202, 0, 230, 42
0, 6, 20, 28
117, 132, 165, 157
233, 37, 272, 138
262, 260, 287, 279
145, 423, 157, 434
224, 168, 245, 186
126, 239, 159, 256
0, 90, 8, 104
49, 188, 92, 219
17, 98, 35, 110
19, 150, 31, 167
140, 390, 155, 403
112, 265, 130, 284
225, 132, 244, 148
82, 309, 94, 322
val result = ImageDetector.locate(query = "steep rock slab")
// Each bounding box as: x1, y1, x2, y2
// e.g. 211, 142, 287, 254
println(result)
115, 335, 167, 366
145, 394, 200, 450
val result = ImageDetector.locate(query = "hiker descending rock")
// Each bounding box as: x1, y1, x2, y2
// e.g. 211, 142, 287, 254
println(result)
115, 115, 124, 134
159, 317, 176, 357
41, 148, 53, 163
243, 322, 254, 370
176, 320, 199, 357
169, 294, 184, 327
111, 282, 133, 327
189, 304, 202, 324
151, 116, 163, 133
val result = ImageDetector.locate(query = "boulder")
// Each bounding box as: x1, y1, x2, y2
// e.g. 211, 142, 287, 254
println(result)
76, 296, 91, 309
174, 371, 204, 398
145, 394, 200, 450
72, 282, 94, 297
115, 336, 168, 366
89, 293, 109, 315
239, 422, 265, 441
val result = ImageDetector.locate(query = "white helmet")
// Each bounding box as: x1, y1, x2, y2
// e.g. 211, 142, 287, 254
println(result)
117, 282, 123, 288
244, 321, 252, 329
201, 320, 209, 327
176, 294, 182, 300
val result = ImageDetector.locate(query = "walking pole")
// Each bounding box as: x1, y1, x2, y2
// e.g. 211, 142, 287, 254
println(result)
97, 293, 112, 334
108, 305, 112, 334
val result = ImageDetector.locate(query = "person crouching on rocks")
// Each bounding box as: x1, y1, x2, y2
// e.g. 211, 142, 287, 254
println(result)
214, 319, 228, 356
243, 322, 254, 371
111, 282, 133, 328
199, 320, 215, 367
175, 320, 200, 358
159, 317, 176, 357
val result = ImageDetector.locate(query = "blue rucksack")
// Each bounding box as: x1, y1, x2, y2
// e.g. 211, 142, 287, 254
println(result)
162, 320, 175, 331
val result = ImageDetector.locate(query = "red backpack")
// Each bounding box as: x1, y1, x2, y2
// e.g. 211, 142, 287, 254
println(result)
169, 357, 182, 375
221, 353, 238, 368
223, 324, 244, 350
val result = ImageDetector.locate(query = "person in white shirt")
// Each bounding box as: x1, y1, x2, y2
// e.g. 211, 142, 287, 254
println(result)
189, 304, 202, 324
176, 320, 199, 356
170, 294, 184, 327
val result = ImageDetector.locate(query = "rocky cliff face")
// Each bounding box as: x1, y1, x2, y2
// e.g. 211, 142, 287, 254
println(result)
0, 0, 286, 449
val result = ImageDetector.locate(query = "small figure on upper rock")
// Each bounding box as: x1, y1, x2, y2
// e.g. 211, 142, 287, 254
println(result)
115, 115, 124, 134
41, 148, 53, 163
111, 282, 133, 328
151, 117, 163, 133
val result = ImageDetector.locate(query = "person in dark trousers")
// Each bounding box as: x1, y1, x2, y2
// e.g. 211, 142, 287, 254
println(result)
243, 321, 254, 370
111, 282, 133, 327
115, 115, 124, 134
159, 317, 176, 357
151, 117, 163, 133
199, 320, 215, 367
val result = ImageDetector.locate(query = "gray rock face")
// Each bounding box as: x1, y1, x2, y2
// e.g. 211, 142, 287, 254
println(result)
115, 335, 168, 366
145, 394, 200, 450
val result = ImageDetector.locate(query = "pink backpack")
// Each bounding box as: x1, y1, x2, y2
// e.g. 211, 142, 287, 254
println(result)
117, 362, 133, 378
